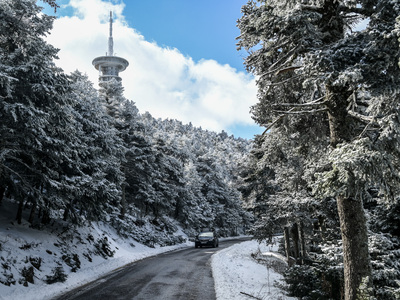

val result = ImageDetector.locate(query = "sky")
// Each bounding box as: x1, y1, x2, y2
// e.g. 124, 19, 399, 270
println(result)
38, 0, 263, 139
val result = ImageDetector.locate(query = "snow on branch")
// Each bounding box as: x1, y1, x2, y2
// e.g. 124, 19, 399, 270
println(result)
265, 74, 303, 87
275, 65, 302, 76
272, 108, 328, 115
272, 97, 327, 108
347, 110, 374, 123
300, 4, 373, 17
261, 104, 327, 135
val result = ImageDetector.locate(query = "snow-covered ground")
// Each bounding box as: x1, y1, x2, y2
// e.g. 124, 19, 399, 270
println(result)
0, 219, 192, 300
1, 216, 291, 300
212, 239, 295, 300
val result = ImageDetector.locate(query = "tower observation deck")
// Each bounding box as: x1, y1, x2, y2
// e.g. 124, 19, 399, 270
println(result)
92, 12, 129, 83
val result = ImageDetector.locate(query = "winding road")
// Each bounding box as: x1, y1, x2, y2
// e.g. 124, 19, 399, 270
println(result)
54, 238, 248, 300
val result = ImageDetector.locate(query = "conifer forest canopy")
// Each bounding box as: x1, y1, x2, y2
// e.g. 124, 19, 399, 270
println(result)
237, 0, 400, 299
1, 0, 400, 299
0, 0, 252, 246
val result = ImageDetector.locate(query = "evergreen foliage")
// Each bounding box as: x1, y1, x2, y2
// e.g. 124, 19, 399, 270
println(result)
0, 0, 252, 256
0, 0, 71, 224
237, 0, 400, 298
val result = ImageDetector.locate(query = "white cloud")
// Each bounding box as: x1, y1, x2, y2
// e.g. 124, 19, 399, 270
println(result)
46, 0, 258, 133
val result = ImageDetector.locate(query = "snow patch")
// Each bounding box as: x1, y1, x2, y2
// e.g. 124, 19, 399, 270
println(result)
211, 239, 295, 300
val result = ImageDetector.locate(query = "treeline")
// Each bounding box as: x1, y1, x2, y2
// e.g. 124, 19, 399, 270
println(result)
0, 0, 252, 245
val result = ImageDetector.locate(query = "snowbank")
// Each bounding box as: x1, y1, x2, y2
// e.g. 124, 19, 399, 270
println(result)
0, 219, 192, 300
211, 239, 295, 300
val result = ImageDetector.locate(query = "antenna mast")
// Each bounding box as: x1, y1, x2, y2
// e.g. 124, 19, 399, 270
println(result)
108, 11, 114, 56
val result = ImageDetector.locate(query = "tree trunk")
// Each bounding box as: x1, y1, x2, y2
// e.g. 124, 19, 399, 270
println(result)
28, 200, 36, 224
16, 198, 24, 224
63, 204, 69, 221
41, 209, 50, 225
291, 223, 299, 261
326, 86, 353, 148
284, 226, 293, 266
119, 183, 126, 219
337, 196, 372, 300
0, 184, 5, 206
326, 86, 373, 300
297, 221, 306, 265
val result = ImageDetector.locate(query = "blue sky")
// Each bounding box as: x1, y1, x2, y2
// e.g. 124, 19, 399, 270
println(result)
122, 1, 248, 71
40, 0, 263, 139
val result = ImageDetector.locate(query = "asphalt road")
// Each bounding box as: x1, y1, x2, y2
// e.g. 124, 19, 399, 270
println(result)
54, 237, 249, 300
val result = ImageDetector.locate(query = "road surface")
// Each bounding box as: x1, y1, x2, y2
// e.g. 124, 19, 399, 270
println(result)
54, 237, 249, 300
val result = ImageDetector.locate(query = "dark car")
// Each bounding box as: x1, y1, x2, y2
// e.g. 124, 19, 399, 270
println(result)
195, 231, 219, 248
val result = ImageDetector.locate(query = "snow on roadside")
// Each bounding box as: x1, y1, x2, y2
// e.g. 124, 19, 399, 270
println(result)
0, 220, 192, 300
211, 239, 295, 300
2, 213, 291, 300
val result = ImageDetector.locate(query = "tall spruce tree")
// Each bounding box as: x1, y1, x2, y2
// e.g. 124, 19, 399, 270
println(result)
97, 78, 128, 218
237, 1, 400, 299
63, 71, 125, 222
0, 0, 70, 223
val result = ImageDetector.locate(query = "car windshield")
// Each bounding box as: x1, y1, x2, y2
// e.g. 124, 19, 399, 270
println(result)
199, 232, 213, 238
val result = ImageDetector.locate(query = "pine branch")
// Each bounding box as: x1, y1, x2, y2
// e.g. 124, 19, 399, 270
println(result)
273, 108, 328, 115
259, 48, 297, 78
275, 65, 301, 76
261, 108, 297, 135
265, 74, 302, 87
300, 4, 373, 17
261, 102, 327, 135
347, 110, 374, 123
273, 97, 326, 108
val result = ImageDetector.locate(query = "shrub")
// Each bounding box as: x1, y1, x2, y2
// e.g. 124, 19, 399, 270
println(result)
45, 266, 67, 284
279, 263, 343, 300
20, 266, 35, 286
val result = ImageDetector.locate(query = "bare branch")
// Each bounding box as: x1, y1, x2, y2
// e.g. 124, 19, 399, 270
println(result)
240, 291, 262, 300
358, 121, 378, 139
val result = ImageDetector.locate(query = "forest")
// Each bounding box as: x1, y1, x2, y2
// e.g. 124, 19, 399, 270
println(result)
2, 0, 400, 299
0, 0, 252, 249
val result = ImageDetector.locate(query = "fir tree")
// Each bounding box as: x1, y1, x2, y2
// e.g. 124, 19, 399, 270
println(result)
237, 1, 400, 298
0, 0, 70, 223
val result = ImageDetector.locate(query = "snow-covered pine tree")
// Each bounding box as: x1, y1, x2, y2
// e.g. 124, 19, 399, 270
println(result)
0, 0, 71, 223
237, 1, 400, 299
63, 71, 125, 223
97, 78, 129, 217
